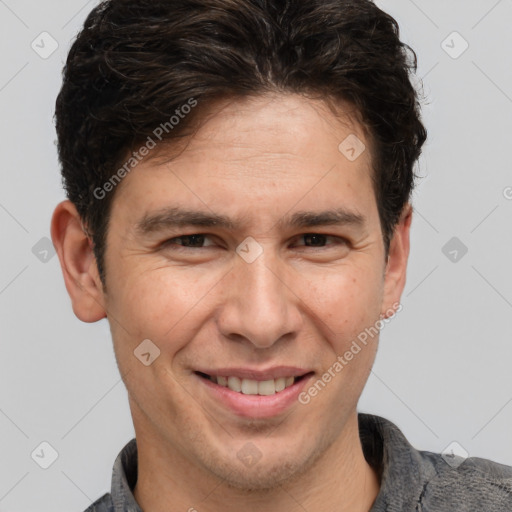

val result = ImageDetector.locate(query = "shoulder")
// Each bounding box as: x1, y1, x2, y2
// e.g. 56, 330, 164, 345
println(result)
359, 413, 512, 511
419, 451, 512, 510
82, 492, 114, 512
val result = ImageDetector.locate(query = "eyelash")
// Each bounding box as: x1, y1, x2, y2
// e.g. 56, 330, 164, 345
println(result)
161, 233, 348, 250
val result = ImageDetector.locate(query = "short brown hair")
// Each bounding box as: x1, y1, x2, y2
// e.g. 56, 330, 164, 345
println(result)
55, 0, 427, 287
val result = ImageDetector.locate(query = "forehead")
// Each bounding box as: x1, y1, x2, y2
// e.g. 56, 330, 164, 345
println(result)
159, 93, 370, 164
111, 93, 378, 231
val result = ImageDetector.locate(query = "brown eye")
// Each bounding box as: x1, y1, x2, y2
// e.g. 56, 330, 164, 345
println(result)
163, 234, 215, 248
295, 234, 347, 248
303, 234, 327, 247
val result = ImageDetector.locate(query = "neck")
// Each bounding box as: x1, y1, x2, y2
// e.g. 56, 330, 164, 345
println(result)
133, 412, 380, 512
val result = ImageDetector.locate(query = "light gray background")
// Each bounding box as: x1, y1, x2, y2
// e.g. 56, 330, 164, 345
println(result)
1, 0, 511, 510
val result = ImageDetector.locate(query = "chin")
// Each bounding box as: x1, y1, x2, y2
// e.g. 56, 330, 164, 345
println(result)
220, 460, 302, 492
205, 442, 323, 494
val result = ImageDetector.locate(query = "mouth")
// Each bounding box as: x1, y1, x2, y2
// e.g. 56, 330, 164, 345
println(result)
194, 370, 315, 418
195, 371, 312, 396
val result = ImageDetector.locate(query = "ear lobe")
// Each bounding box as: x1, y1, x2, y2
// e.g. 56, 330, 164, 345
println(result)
381, 204, 412, 317
50, 200, 107, 323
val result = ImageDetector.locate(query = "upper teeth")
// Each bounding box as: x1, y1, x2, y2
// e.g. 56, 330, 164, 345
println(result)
210, 375, 295, 395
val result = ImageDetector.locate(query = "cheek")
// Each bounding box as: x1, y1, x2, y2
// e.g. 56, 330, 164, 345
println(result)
106, 262, 226, 359
291, 262, 384, 339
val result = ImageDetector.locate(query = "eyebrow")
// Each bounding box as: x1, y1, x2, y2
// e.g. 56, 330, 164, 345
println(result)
135, 206, 365, 235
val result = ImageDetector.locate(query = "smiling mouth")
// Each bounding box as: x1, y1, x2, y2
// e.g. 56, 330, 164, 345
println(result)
195, 371, 312, 396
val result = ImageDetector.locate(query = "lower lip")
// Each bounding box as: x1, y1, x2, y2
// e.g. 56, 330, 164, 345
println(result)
196, 373, 314, 419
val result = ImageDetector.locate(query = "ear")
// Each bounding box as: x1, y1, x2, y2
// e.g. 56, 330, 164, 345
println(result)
381, 203, 412, 318
50, 200, 107, 322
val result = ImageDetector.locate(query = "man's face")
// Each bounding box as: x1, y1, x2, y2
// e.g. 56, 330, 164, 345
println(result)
98, 93, 407, 488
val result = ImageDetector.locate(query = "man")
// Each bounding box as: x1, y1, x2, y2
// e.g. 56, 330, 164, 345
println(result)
50, 0, 512, 510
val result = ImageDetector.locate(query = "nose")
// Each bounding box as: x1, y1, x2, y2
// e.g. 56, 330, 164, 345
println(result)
216, 247, 303, 349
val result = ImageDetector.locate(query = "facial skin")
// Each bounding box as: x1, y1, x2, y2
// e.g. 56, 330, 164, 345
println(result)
51, 93, 411, 512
